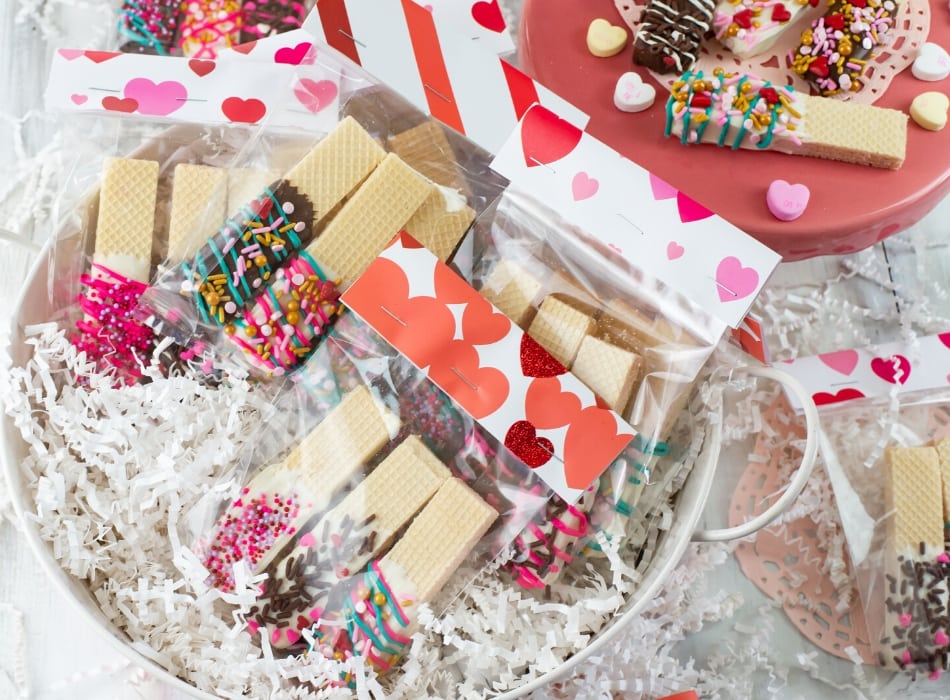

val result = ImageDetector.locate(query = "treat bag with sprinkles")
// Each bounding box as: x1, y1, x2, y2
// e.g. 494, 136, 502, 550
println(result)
457, 189, 727, 586
815, 384, 950, 678
35, 104, 296, 386
185, 306, 552, 682
140, 56, 507, 380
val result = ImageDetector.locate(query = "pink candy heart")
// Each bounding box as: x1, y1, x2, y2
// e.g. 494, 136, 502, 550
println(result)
766, 179, 810, 221
935, 630, 949, 646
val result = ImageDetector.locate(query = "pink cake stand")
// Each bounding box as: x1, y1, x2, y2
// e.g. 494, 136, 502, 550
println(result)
519, 0, 950, 261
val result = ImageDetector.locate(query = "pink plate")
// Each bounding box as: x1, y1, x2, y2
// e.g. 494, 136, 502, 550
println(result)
519, 0, 950, 261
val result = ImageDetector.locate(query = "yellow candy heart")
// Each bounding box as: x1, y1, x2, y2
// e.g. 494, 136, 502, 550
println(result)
910, 91, 949, 132
586, 18, 628, 58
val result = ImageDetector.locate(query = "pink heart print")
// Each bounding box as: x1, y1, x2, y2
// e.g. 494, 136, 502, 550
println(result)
715, 256, 759, 303
666, 241, 684, 260
123, 78, 187, 116
70, 94, 88, 105
58, 48, 84, 61
571, 171, 599, 201
649, 172, 677, 200
818, 349, 859, 376
293, 78, 338, 114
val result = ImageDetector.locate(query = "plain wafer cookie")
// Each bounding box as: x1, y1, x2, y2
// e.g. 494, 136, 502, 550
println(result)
166, 164, 228, 263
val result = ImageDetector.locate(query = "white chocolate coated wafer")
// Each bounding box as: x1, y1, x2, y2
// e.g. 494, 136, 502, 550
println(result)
667, 70, 907, 169
200, 386, 398, 592
881, 446, 950, 671
95, 157, 159, 282
260, 436, 451, 648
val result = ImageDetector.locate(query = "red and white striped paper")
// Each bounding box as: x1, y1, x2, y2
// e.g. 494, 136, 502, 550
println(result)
301, 0, 588, 153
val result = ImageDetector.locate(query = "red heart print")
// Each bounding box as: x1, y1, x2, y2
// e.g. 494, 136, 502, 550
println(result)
525, 376, 583, 430
676, 191, 714, 223
563, 406, 633, 489
275, 41, 314, 65
521, 105, 583, 168
232, 40, 257, 55
429, 263, 510, 346
812, 388, 866, 406
939, 333, 950, 349
430, 341, 509, 419
84, 50, 120, 63
188, 59, 215, 77
520, 335, 567, 378
871, 354, 911, 384
504, 420, 554, 468
471, 0, 507, 32
102, 96, 138, 113
293, 78, 338, 114
221, 97, 267, 123
771, 3, 792, 21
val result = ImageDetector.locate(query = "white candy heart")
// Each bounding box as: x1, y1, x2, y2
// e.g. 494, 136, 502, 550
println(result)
912, 42, 950, 82
613, 72, 656, 113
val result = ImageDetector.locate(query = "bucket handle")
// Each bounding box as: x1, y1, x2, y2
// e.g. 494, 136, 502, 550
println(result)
692, 365, 819, 542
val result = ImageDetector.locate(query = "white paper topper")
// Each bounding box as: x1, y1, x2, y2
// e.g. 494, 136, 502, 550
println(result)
489, 104, 782, 329
780, 332, 950, 413
45, 49, 340, 132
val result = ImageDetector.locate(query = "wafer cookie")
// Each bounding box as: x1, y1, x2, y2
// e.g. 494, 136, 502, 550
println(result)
527, 296, 596, 367
201, 386, 399, 592
306, 154, 431, 288
185, 118, 385, 325
572, 335, 643, 414
312, 479, 496, 674
934, 437, 950, 525
479, 260, 543, 327
226, 168, 280, 217
667, 69, 907, 169
386, 121, 469, 194
94, 157, 159, 283
258, 436, 451, 648
880, 446, 950, 671
166, 164, 229, 263
403, 187, 475, 262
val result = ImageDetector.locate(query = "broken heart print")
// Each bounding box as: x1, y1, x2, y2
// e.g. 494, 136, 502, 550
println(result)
343, 233, 635, 502
780, 332, 950, 413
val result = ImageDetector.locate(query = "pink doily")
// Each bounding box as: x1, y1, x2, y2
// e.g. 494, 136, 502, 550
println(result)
729, 392, 876, 664
614, 0, 930, 104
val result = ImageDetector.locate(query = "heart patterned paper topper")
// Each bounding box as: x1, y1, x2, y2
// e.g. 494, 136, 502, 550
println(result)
491, 104, 781, 330
45, 49, 340, 130
343, 233, 635, 503
780, 332, 950, 413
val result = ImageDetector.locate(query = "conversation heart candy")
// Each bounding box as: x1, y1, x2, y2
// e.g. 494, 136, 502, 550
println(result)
613, 71, 656, 112
586, 18, 628, 57
912, 43, 950, 82
910, 91, 949, 131
766, 179, 810, 221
